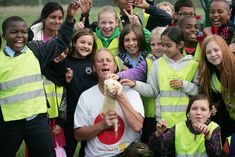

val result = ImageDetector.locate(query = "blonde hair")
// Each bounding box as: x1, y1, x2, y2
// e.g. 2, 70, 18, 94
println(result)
157, 1, 174, 14
149, 27, 161, 42
98, 5, 122, 29
94, 48, 115, 61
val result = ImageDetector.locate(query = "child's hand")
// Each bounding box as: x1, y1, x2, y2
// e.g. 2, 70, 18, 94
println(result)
121, 65, 129, 71
66, 1, 80, 22
123, 5, 140, 25
80, 0, 92, 15
66, 68, 73, 83
75, 17, 85, 31
133, 0, 150, 9
52, 124, 62, 135
169, 79, 183, 89
120, 79, 136, 88
203, 27, 212, 36
155, 119, 167, 137
195, 123, 211, 140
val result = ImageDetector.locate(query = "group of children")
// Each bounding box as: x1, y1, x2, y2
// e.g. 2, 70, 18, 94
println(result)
0, 0, 235, 156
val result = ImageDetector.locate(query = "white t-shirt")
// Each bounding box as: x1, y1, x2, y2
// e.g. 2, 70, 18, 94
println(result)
74, 85, 144, 157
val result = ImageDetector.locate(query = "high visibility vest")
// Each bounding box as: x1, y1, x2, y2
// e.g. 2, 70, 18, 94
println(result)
0, 48, 47, 121
43, 77, 63, 119
211, 73, 235, 120
158, 57, 198, 127
175, 121, 219, 157
141, 54, 156, 118
114, 56, 123, 71
183, 42, 202, 62
96, 37, 119, 56
138, 11, 150, 28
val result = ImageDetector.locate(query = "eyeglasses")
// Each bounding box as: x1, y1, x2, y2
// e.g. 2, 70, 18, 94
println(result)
178, 12, 196, 16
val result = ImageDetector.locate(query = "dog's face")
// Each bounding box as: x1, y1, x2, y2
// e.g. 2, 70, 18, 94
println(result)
104, 79, 122, 94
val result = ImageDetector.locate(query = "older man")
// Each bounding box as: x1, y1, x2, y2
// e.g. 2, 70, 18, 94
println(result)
74, 48, 144, 157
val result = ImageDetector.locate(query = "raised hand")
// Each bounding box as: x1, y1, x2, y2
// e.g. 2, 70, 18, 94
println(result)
66, 1, 80, 22
75, 17, 86, 30
80, 0, 92, 15
155, 119, 167, 137
133, 0, 150, 9
123, 5, 140, 24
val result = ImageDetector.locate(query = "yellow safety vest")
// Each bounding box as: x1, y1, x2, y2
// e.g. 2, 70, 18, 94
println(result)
211, 73, 235, 120
158, 57, 198, 127
141, 54, 156, 118
175, 121, 219, 157
43, 77, 63, 119
0, 48, 47, 121
183, 42, 202, 62
115, 53, 156, 118
138, 11, 150, 28
114, 55, 124, 71
96, 37, 119, 56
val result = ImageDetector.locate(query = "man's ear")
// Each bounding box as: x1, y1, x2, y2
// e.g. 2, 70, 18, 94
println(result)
114, 64, 118, 73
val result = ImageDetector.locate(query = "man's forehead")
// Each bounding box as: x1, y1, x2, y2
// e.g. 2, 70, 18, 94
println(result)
95, 51, 114, 59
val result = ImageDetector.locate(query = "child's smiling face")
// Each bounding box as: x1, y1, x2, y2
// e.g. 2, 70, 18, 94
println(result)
3, 21, 28, 53
210, 1, 231, 27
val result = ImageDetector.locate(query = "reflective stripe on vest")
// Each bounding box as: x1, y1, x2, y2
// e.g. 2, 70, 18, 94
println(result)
142, 55, 156, 117
158, 57, 198, 127
96, 37, 119, 56
211, 73, 221, 93
183, 42, 202, 62
0, 48, 47, 121
175, 121, 219, 157
211, 73, 235, 120
43, 77, 63, 118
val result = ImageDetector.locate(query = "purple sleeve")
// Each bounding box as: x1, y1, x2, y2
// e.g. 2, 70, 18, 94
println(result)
118, 60, 147, 82
148, 126, 176, 156
205, 127, 222, 157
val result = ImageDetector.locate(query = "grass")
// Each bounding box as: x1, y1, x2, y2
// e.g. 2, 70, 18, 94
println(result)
0, 5, 101, 47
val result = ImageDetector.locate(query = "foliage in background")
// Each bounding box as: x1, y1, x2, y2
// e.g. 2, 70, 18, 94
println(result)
0, 0, 202, 6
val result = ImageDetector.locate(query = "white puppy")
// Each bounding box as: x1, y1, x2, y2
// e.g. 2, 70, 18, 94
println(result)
102, 78, 122, 137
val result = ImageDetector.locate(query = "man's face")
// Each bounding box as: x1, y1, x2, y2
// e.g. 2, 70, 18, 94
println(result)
93, 49, 117, 81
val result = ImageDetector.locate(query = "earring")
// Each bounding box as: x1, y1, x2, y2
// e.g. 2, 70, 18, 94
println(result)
187, 114, 190, 120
